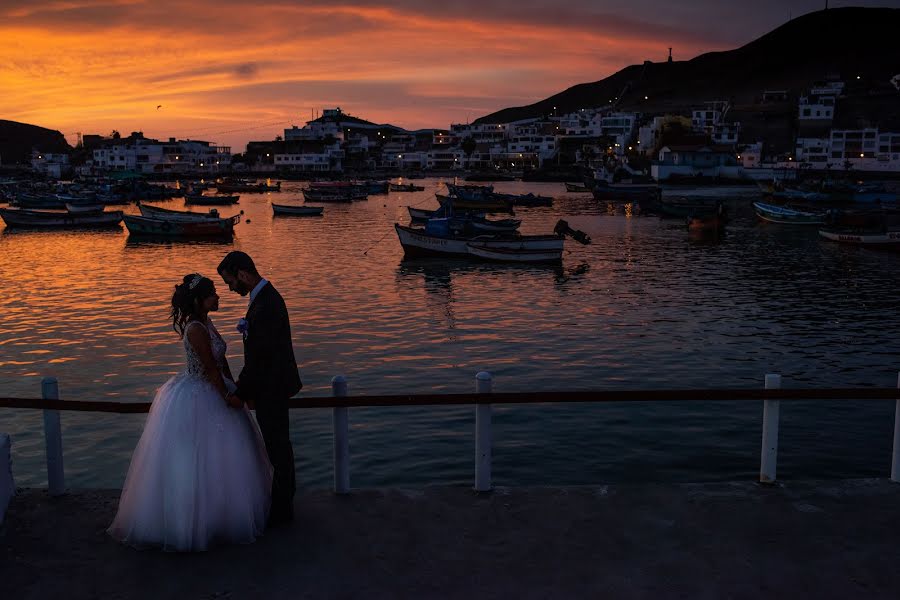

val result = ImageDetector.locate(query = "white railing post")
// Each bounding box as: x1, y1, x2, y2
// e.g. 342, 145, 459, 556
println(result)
891, 372, 900, 482
332, 375, 350, 494
475, 371, 492, 493
41, 377, 65, 496
760, 373, 781, 485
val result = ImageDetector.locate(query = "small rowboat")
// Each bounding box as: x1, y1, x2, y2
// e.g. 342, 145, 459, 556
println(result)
272, 203, 324, 216
0, 207, 123, 228
123, 214, 240, 237
818, 229, 900, 246
565, 183, 591, 193
466, 242, 562, 264
390, 183, 425, 192
139, 204, 230, 221
65, 203, 105, 214
184, 194, 240, 205
753, 202, 826, 225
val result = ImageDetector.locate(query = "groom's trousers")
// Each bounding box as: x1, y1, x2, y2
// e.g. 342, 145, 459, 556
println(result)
256, 399, 296, 520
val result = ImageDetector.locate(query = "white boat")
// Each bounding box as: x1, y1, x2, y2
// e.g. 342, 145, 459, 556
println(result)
818, 229, 900, 245
466, 243, 562, 263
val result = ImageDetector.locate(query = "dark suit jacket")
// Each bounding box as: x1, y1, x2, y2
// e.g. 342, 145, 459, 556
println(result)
237, 282, 302, 405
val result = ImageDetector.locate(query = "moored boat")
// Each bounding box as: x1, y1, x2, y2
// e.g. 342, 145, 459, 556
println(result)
184, 194, 240, 205
0, 207, 123, 228
753, 202, 827, 225
272, 203, 324, 216
139, 204, 232, 221
466, 243, 562, 264
123, 214, 239, 237
390, 183, 426, 192
818, 229, 900, 246
565, 183, 591, 193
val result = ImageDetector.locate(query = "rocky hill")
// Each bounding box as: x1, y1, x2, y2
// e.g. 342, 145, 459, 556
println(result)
0, 120, 71, 166
474, 7, 900, 152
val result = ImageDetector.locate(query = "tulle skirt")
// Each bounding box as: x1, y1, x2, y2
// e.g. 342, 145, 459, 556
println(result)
108, 373, 273, 552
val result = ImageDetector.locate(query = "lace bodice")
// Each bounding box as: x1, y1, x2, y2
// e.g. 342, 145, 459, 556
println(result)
183, 319, 227, 378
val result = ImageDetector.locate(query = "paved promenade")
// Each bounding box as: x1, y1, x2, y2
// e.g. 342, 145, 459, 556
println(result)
3, 479, 900, 599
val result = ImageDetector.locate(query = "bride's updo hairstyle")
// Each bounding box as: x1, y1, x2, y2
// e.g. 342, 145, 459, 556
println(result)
171, 273, 215, 336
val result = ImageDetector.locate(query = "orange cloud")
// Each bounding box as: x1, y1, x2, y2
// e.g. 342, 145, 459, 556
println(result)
0, 1, 721, 149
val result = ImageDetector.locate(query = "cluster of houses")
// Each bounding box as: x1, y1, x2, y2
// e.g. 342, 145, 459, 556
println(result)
28, 77, 900, 180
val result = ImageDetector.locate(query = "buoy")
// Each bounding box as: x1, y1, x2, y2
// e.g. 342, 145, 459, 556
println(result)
246, 219, 251, 223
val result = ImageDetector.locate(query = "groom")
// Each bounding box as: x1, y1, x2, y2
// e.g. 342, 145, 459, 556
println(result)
218, 251, 302, 525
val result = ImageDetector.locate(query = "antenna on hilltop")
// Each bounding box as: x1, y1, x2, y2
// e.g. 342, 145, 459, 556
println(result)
667, 48, 672, 63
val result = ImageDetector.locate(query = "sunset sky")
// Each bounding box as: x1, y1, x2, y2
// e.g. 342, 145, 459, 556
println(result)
1, 1, 894, 151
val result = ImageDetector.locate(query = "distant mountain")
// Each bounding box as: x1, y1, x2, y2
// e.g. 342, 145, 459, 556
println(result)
0, 120, 71, 165
475, 7, 900, 136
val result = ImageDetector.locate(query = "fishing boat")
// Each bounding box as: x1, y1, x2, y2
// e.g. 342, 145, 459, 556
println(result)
0, 207, 123, 228
466, 243, 562, 264
565, 183, 591, 193
123, 214, 240, 237
394, 219, 589, 260
272, 203, 324, 216
65, 203, 105, 214
184, 194, 240, 205
753, 202, 826, 225
302, 188, 366, 202
390, 183, 426, 192
139, 204, 232, 221
818, 229, 900, 246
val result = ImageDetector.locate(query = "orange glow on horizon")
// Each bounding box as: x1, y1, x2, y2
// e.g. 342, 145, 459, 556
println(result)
0, 2, 721, 150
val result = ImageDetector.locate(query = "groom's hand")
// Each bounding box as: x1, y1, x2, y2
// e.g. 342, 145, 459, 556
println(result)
226, 392, 244, 409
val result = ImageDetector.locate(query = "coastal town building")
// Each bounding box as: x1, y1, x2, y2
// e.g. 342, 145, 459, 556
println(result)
30, 151, 70, 178
87, 132, 231, 175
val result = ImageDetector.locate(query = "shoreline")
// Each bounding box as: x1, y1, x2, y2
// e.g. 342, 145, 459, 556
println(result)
4, 479, 900, 598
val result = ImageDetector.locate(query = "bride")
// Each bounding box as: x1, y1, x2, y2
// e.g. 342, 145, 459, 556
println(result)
108, 274, 272, 551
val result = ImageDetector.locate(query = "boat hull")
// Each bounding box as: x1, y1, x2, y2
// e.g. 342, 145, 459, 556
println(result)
272, 204, 324, 216
124, 214, 238, 237
818, 229, 900, 245
394, 223, 562, 258
0, 207, 123, 228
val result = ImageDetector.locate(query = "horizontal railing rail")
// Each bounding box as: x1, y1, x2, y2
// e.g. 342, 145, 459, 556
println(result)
2, 387, 898, 413
2, 373, 899, 497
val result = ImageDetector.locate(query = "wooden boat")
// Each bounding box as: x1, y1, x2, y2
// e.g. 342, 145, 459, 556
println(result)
139, 204, 230, 221
0, 207, 123, 228
565, 183, 591, 193
272, 203, 324, 216
753, 202, 826, 225
302, 188, 365, 202
818, 229, 900, 246
466, 243, 562, 264
65, 203, 105, 214
123, 214, 239, 237
184, 194, 240, 205
395, 223, 564, 258
390, 183, 426, 192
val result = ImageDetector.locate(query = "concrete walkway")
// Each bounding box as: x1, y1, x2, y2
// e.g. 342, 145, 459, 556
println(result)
3, 479, 900, 599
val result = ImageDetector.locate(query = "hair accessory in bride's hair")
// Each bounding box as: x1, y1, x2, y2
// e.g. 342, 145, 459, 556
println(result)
188, 274, 204, 290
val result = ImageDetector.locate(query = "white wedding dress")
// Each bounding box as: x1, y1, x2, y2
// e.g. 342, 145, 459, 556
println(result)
108, 319, 272, 551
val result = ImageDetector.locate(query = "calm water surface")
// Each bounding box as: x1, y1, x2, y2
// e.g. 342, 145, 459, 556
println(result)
1, 179, 898, 488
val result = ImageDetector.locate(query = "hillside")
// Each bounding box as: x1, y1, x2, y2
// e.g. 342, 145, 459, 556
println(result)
0, 120, 71, 165
475, 7, 900, 137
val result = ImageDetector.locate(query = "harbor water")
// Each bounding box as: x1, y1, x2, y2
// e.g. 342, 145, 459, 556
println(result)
1, 179, 898, 488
